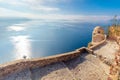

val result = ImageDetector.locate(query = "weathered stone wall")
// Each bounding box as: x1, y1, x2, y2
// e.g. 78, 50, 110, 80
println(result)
92, 34, 105, 42
92, 26, 106, 45
89, 36, 106, 50
0, 47, 88, 78
89, 26, 107, 50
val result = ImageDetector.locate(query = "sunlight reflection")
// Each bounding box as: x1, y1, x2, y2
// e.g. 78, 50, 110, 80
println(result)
8, 25, 26, 31
11, 35, 31, 59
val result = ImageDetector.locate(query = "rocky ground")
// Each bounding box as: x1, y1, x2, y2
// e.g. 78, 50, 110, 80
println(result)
94, 40, 119, 60
94, 40, 120, 80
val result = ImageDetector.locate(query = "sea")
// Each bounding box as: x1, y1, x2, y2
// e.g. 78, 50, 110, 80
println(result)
0, 18, 111, 64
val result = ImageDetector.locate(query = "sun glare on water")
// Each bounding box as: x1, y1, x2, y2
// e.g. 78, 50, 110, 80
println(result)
8, 25, 26, 31
11, 35, 32, 59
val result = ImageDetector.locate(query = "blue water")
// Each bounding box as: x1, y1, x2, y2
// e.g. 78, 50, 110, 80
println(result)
0, 19, 110, 64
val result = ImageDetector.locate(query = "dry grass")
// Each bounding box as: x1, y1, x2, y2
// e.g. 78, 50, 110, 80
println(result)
108, 26, 120, 40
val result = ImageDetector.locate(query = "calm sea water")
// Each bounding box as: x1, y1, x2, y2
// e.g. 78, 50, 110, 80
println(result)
0, 19, 110, 64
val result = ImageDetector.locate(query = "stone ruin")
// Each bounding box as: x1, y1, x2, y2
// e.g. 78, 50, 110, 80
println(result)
92, 26, 106, 45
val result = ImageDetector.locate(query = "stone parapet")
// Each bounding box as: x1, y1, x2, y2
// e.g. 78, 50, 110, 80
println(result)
90, 35, 107, 50
0, 47, 89, 78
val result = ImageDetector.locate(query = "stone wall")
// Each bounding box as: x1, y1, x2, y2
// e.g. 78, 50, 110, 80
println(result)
89, 35, 107, 50
0, 47, 88, 78
92, 34, 105, 43
92, 26, 106, 45
0, 35, 107, 79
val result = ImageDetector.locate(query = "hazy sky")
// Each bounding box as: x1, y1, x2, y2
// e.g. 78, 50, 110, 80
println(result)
0, 0, 119, 21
